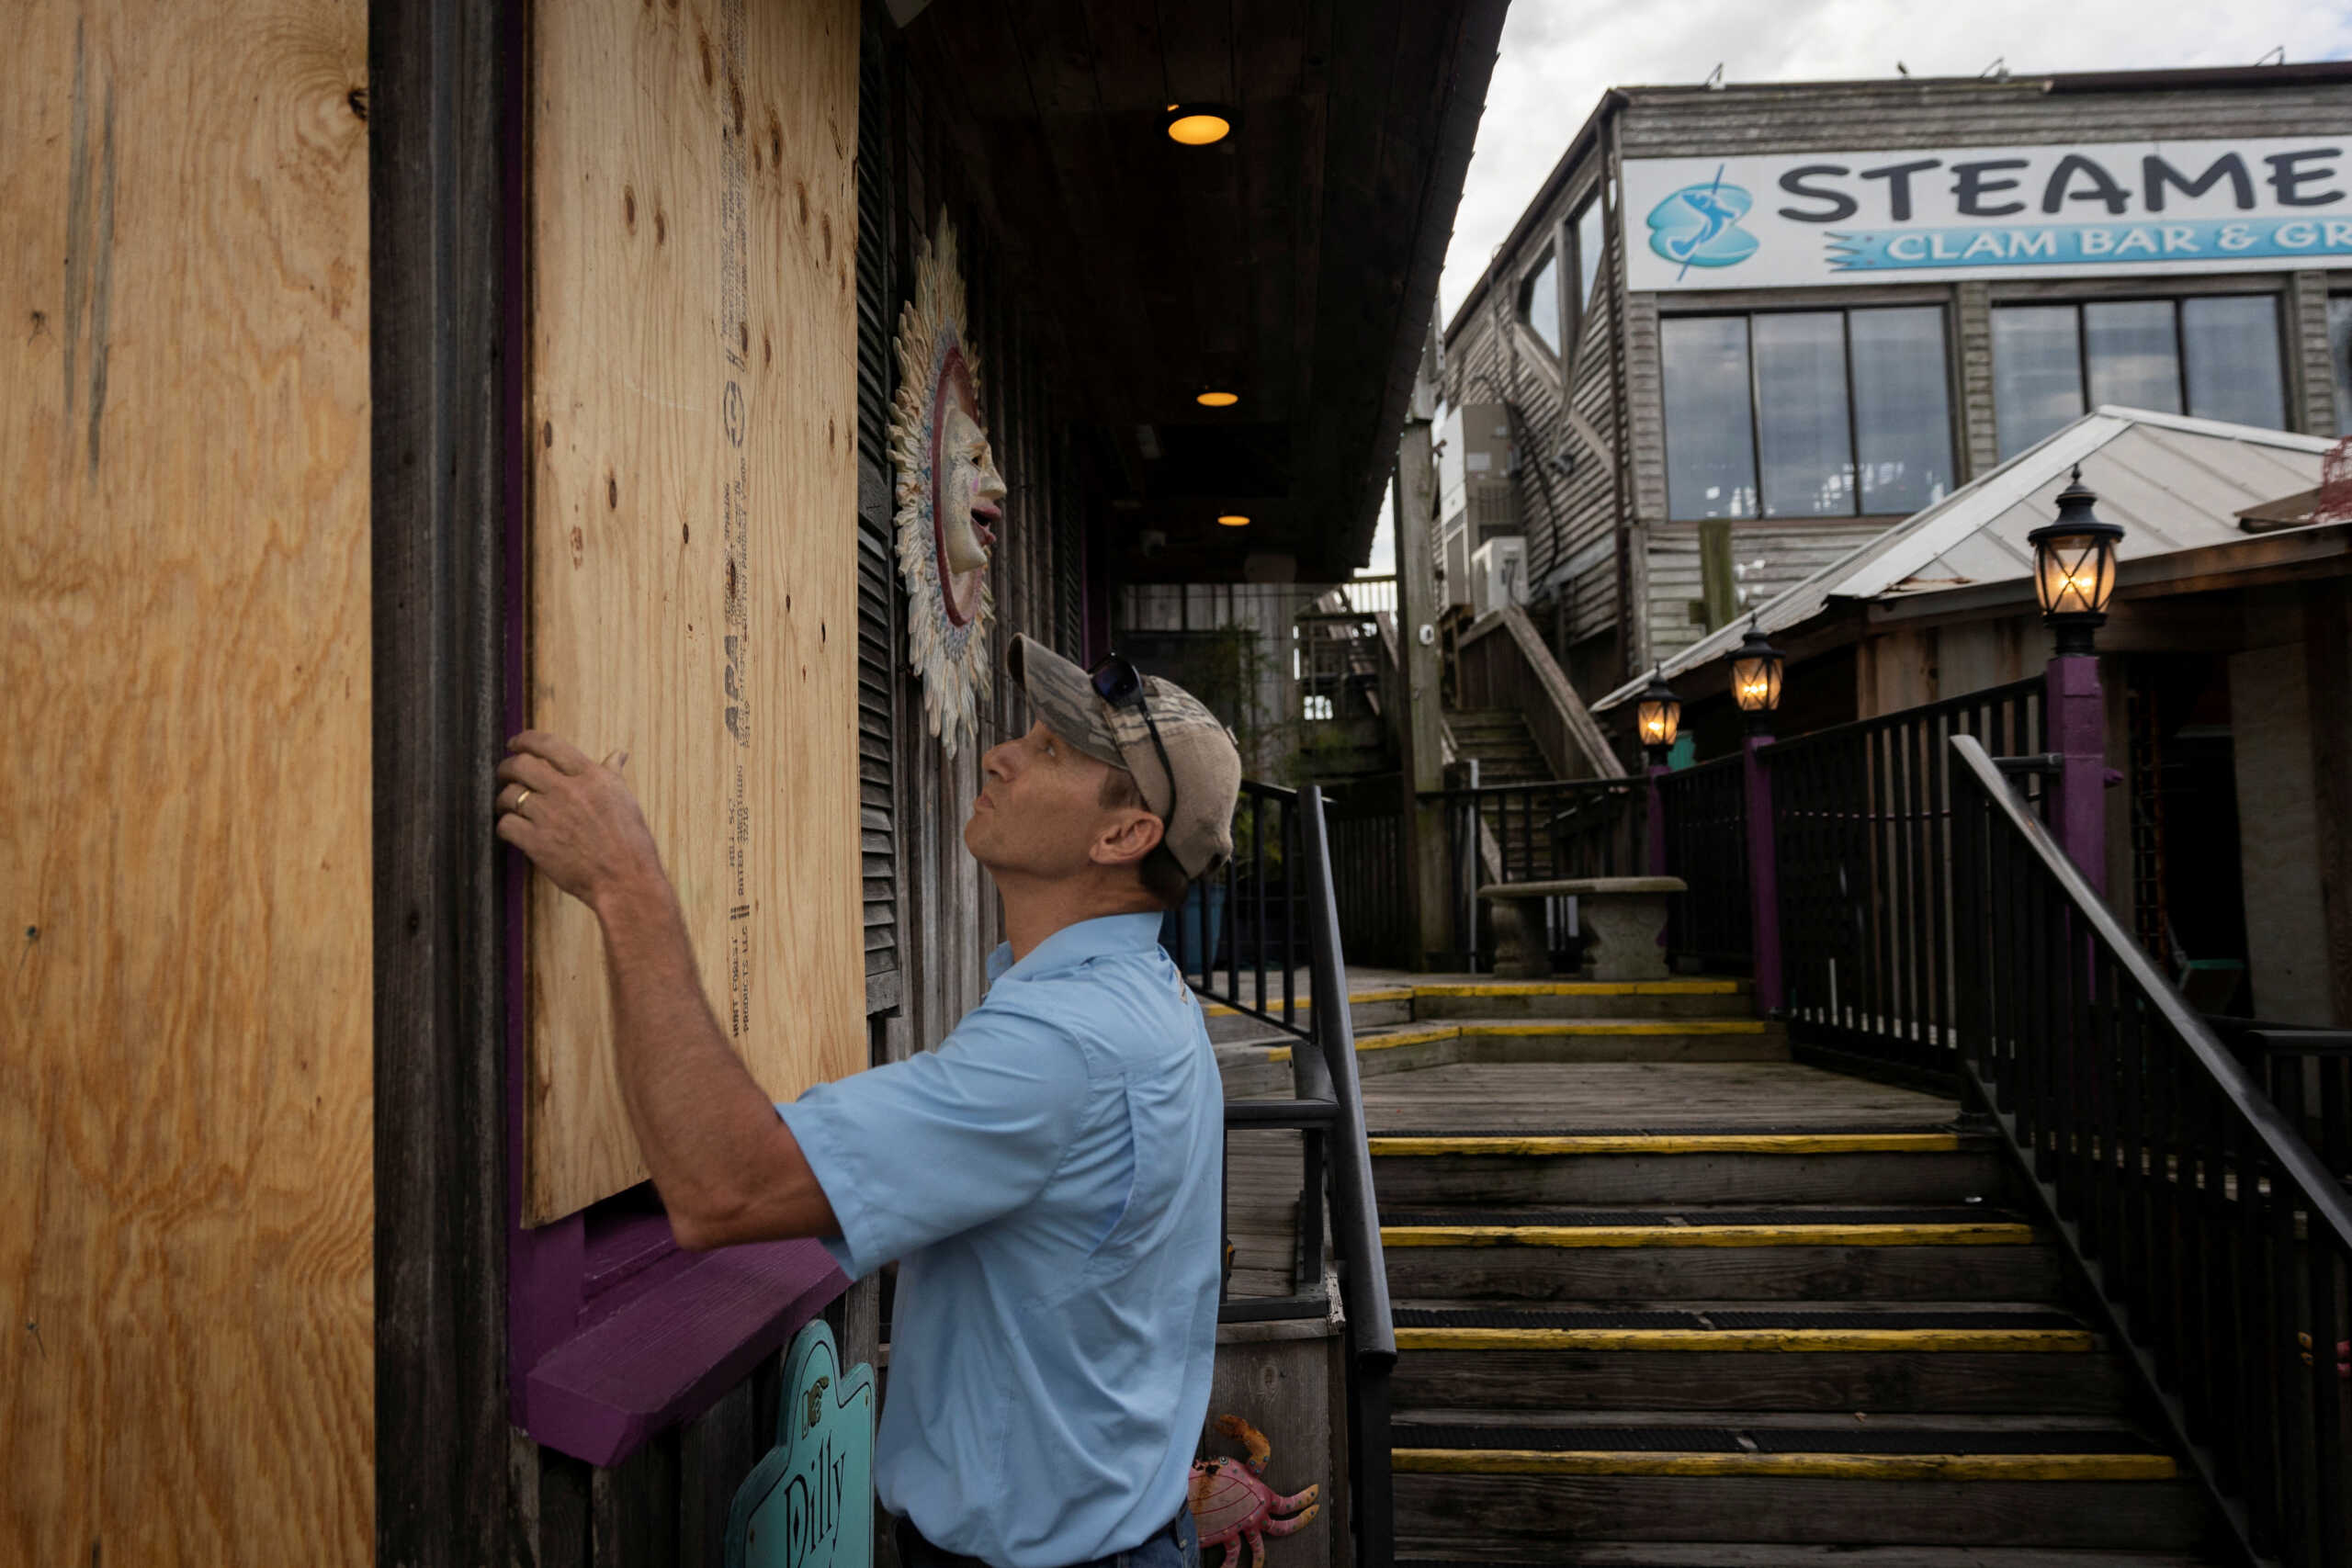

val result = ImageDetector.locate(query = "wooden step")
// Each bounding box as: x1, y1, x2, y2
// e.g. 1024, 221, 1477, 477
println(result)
1378, 1208, 2064, 1303
1322, 1019, 1792, 1077
1396, 1549, 2219, 1568
1388, 1307, 2128, 1415
1408, 979, 1752, 1021
1370, 1131, 2005, 1209
1394, 1471, 2210, 1552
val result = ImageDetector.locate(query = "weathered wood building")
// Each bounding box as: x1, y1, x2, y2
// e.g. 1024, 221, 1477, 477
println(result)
1439, 62, 2352, 710
6, 0, 1501, 1562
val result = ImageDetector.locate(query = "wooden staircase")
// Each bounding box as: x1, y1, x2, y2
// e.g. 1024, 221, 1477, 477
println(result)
1446, 708, 1552, 787
1214, 979, 2224, 1568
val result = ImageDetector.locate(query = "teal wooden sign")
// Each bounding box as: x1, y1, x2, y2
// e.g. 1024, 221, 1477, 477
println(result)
728, 1321, 876, 1568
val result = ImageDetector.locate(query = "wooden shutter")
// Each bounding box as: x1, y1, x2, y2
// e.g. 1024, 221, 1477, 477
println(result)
856, 7, 899, 1013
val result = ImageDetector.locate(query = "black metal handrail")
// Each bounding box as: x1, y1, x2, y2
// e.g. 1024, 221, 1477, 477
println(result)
1770, 676, 2046, 1076
1430, 777, 1647, 972
1178, 780, 1394, 1568
1655, 753, 1749, 969
1950, 734, 2352, 1568
2211, 1020, 2352, 1191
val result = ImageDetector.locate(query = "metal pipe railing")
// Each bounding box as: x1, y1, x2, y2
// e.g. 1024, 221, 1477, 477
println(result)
1185, 780, 1394, 1568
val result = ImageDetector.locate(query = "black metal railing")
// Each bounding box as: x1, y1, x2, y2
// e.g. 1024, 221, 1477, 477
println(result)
1951, 735, 2352, 1568
1325, 784, 1411, 972
2212, 1021, 2352, 1191
1656, 754, 1749, 969
1433, 778, 1647, 971
1770, 677, 2045, 1076
1175, 780, 1395, 1568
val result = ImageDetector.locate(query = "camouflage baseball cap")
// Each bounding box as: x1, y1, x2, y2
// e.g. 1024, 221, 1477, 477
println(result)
1006, 634, 1242, 881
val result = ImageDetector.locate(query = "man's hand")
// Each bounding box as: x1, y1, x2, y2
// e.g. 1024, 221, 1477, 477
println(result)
495, 731, 662, 912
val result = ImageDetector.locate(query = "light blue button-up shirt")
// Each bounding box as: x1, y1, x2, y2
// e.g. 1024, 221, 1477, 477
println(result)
775, 911, 1222, 1568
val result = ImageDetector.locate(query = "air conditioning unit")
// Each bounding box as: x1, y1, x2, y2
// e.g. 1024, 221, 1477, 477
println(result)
1470, 536, 1528, 620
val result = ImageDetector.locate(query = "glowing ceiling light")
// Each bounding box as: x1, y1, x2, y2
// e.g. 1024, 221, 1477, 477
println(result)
1195, 389, 1239, 408
1164, 104, 1234, 146
1216, 513, 1250, 527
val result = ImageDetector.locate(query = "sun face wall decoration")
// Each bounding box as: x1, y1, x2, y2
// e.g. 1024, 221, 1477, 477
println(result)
890, 213, 1007, 756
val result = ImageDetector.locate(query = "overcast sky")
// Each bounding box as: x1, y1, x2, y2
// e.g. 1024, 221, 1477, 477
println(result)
1355, 0, 2352, 579
1436, 0, 2352, 326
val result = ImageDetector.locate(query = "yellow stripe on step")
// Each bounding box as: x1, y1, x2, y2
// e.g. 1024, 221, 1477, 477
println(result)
1379, 1222, 2035, 1248
1367, 1132, 1965, 1157
1263, 1016, 1767, 1065
1413, 978, 1745, 998
1388, 1449, 2171, 1481
1202, 977, 1744, 1016
1393, 1325, 2097, 1353
1452, 1019, 1767, 1036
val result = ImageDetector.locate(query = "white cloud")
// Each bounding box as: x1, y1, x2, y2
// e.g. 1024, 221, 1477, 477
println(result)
1440, 0, 2352, 323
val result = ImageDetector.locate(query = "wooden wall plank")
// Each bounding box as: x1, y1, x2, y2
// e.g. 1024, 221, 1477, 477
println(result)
525, 0, 864, 1222
1, 2, 374, 1562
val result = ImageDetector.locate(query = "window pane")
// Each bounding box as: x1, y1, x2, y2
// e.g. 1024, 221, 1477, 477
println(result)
1753, 311, 1853, 517
2334, 298, 2352, 437
1518, 248, 1560, 355
1849, 306, 1954, 515
1661, 316, 1757, 520
1993, 306, 2085, 460
1575, 198, 1606, 323
2182, 295, 2286, 430
2084, 300, 2181, 415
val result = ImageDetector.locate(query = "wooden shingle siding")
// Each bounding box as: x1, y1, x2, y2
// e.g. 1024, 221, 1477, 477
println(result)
1645, 520, 1891, 662
1955, 282, 1997, 483
2289, 270, 2340, 436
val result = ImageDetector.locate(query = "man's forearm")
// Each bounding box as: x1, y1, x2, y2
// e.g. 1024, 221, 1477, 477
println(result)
593, 871, 829, 1246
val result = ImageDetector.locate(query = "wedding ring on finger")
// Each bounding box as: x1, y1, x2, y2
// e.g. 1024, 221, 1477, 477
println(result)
510, 787, 532, 815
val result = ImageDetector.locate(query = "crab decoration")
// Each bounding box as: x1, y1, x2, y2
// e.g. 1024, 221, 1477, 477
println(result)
1188, 1415, 1319, 1568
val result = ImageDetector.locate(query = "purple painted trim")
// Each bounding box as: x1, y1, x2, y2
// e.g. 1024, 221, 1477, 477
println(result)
2045, 653, 2108, 897
1742, 735, 1784, 1015
525, 1239, 846, 1468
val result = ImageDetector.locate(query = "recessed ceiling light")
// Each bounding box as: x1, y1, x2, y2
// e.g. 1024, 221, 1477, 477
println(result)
1195, 389, 1239, 408
1164, 104, 1234, 146
1217, 513, 1250, 527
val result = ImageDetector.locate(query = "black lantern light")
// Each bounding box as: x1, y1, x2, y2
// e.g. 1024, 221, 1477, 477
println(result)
1634, 669, 1681, 762
1728, 622, 1786, 728
2027, 467, 2124, 654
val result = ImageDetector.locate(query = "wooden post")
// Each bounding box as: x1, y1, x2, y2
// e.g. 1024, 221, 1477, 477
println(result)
1396, 326, 1451, 971
2046, 652, 2109, 897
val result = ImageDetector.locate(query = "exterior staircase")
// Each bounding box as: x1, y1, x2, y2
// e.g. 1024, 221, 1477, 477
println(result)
1212, 978, 2223, 1567
1445, 708, 1551, 787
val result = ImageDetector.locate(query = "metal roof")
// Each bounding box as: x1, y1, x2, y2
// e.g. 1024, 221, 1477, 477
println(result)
1591, 406, 2335, 711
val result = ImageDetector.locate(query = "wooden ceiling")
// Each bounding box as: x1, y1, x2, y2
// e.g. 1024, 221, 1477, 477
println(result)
901, 0, 1505, 584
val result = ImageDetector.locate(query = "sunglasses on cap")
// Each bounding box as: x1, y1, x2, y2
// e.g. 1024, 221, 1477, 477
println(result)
1088, 652, 1179, 829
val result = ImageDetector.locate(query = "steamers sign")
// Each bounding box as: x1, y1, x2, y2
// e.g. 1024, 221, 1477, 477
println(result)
1624, 137, 2352, 291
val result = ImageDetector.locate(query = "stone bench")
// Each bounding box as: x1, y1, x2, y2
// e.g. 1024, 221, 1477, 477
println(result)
1476, 875, 1688, 981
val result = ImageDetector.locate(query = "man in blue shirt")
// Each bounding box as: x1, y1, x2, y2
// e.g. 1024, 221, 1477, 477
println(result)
495, 635, 1240, 1568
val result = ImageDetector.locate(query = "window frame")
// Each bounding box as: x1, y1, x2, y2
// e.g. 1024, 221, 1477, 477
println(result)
2331, 293, 2352, 438
1659, 302, 1960, 524
1515, 242, 1566, 365
1566, 192, 1606, 367
1989, 291, 2291, 457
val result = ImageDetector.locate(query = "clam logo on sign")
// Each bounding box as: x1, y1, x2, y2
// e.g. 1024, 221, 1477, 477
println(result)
1646, 167, 1759, 276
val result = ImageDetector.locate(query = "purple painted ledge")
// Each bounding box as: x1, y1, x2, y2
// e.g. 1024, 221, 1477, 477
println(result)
522, 1237, 847, 1468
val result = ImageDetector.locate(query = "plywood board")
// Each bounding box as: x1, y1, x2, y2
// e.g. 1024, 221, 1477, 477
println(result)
527, 0, 864, 1222
0, 4, 372, 1562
